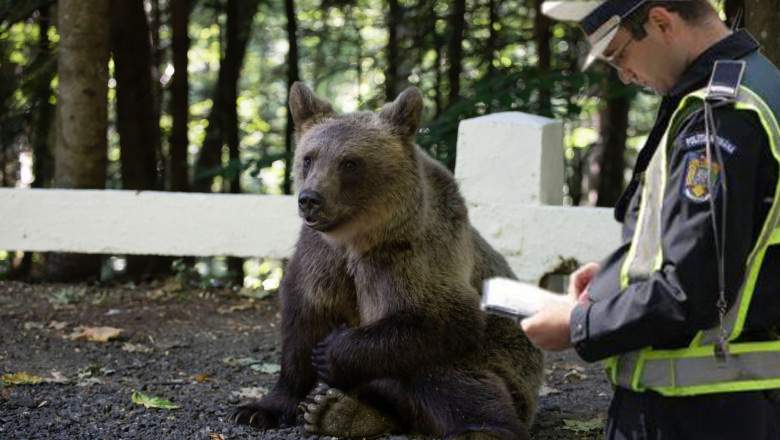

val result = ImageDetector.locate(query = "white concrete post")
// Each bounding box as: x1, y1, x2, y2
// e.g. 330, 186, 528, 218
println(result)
455, 112, 622, 282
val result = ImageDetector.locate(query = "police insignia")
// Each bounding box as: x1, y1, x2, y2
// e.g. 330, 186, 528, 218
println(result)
682, 151, 721, 202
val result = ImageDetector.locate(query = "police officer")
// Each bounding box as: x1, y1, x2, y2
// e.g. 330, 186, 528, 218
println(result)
520, 0, 780, 438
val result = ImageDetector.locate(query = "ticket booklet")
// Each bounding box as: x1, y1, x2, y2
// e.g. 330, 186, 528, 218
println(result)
481, 277, 572, 320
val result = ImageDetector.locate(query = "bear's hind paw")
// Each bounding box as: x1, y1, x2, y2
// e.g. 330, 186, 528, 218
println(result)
302, 383, 395, 438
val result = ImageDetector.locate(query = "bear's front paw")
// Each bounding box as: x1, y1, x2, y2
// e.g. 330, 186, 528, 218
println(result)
312, 326, 353, 389
231, 401, 278, 429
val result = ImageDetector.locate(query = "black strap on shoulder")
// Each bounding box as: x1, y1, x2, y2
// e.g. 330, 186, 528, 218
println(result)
705, 60, 747, 102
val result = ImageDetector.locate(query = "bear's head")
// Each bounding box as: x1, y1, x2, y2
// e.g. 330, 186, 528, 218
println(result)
289, 82, 424, 242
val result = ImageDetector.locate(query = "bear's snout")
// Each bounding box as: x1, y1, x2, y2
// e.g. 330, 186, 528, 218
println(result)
298, 189, 325, 218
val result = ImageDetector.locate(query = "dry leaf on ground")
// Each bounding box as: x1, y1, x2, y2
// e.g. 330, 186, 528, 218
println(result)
121, 343, 153, 353
67, 326, 123, 342
562, 417, 604, 432
235, 386, 268, 400
1, 372, 45, 385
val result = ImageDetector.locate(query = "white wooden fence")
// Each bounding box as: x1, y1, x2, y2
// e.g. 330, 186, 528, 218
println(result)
0, 112, 621, 282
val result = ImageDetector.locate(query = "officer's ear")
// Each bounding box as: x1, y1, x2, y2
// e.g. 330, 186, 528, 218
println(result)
646, 6, 677, 40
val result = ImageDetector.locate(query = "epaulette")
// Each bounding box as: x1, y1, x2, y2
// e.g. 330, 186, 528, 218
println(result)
705, 59, 746, 102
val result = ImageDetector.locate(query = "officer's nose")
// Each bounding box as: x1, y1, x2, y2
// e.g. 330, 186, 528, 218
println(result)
298, 190, 324, 216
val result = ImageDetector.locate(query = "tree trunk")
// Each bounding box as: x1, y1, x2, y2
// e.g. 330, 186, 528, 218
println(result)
150, 0, 165, 190
111, 0, 158, 192
385, 0, 402, 101
486, 0, 499, 78
48, 0, 110, 281
283, 0, 300, 196
225, 0, 259, 282
193, 0, 259, 193
31, 5, 55, 190
169, 0, 190, 192
433, 30, 444, 119
11, 4, 57, 280
447, 0, 466, 107
744, 0, 780, 67
594, 71, 629, 207
111, 0, 171, 279
534, 0, 552, 116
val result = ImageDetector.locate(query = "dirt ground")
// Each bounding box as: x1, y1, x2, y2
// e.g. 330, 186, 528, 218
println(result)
0, 280, 611, 439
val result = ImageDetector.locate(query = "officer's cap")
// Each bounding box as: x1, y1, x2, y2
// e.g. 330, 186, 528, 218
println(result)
542, 0, 666, 69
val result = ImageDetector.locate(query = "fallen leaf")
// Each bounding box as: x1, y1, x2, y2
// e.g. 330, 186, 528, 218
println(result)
23, 321, 45, 331
146, 289, 168, 300
192, 373, 210, 383
222, 356, 263, 367
67, 326, 123, 342
49, 287, 86, 305
1, 372, 44, 385
563, 369, 588, 382
122, 343, 153, 353
238, 287, 271, 300
217, 301, 255, 315
104, 309, 123, 316
76, 377, 103, 387
48, 321, 68, 331
235, 386, 268, 400
562, 417, 603, 432
208, 433, 226, 440
131, 391, 180, 410
44, 371, 69, 384
250, 362, 281, 375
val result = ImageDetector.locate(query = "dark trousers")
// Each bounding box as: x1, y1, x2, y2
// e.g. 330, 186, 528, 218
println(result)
605, 387, 780, 440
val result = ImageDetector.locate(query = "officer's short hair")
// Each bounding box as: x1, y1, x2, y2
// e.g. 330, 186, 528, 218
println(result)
624, 0, 717, 39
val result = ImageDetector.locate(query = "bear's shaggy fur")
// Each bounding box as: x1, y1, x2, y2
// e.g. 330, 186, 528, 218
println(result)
232, 83, 543, 439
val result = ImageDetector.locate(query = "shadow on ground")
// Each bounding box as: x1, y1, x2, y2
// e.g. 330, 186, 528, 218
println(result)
0, 281, 610, 439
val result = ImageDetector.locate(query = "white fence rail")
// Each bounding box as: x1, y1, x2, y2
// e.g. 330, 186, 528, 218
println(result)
0, 112, 621, 282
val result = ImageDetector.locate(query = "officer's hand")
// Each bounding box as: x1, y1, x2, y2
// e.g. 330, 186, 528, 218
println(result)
568, 262, 600, 304
520, 300, 575, 351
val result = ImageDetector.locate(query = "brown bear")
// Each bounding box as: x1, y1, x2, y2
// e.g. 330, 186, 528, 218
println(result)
232, 83, 543, 440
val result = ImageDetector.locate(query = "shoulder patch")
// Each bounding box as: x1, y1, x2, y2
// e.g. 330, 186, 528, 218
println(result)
681, 132, 737, 155
681, 150, 721, 203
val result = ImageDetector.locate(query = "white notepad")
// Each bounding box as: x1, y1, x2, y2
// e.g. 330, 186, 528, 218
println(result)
480, 277, 572, 320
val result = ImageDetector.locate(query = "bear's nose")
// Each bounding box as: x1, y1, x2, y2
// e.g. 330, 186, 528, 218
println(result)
298, 190, 324, 215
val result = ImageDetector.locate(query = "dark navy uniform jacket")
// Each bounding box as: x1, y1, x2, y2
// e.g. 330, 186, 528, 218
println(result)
570, 30, 780, 362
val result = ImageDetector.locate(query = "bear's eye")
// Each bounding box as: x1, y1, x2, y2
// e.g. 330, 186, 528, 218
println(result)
302, 156, 312, 175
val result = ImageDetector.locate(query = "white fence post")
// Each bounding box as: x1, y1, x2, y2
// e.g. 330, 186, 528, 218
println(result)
455, 112, 622, 283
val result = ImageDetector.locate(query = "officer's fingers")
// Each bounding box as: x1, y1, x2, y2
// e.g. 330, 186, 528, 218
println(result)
569, 262, 600, 298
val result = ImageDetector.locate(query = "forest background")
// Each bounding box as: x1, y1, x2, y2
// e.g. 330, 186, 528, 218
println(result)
0, 0, 778, 286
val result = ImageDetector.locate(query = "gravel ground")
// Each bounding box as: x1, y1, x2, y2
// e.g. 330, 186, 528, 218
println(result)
0, 280, 611, 439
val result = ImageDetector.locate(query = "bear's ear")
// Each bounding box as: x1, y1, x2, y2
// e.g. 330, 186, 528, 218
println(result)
289, 82, 334, 132
379, 87, 423, 141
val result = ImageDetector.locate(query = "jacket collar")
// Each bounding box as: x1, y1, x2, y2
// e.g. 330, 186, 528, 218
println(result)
666, 29, 759, 99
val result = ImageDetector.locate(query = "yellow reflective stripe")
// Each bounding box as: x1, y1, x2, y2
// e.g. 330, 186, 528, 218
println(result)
654, 378, 780, 397
631, 349, 648, 391
688, 330, 705, 348
729, 85, 780, 341
604, 356, 618, 383
770, 228, 780, 245
653, 135, 669, 272
643, 340, 780, 360
737, 87, 780, 162
620, 177, 649, 290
